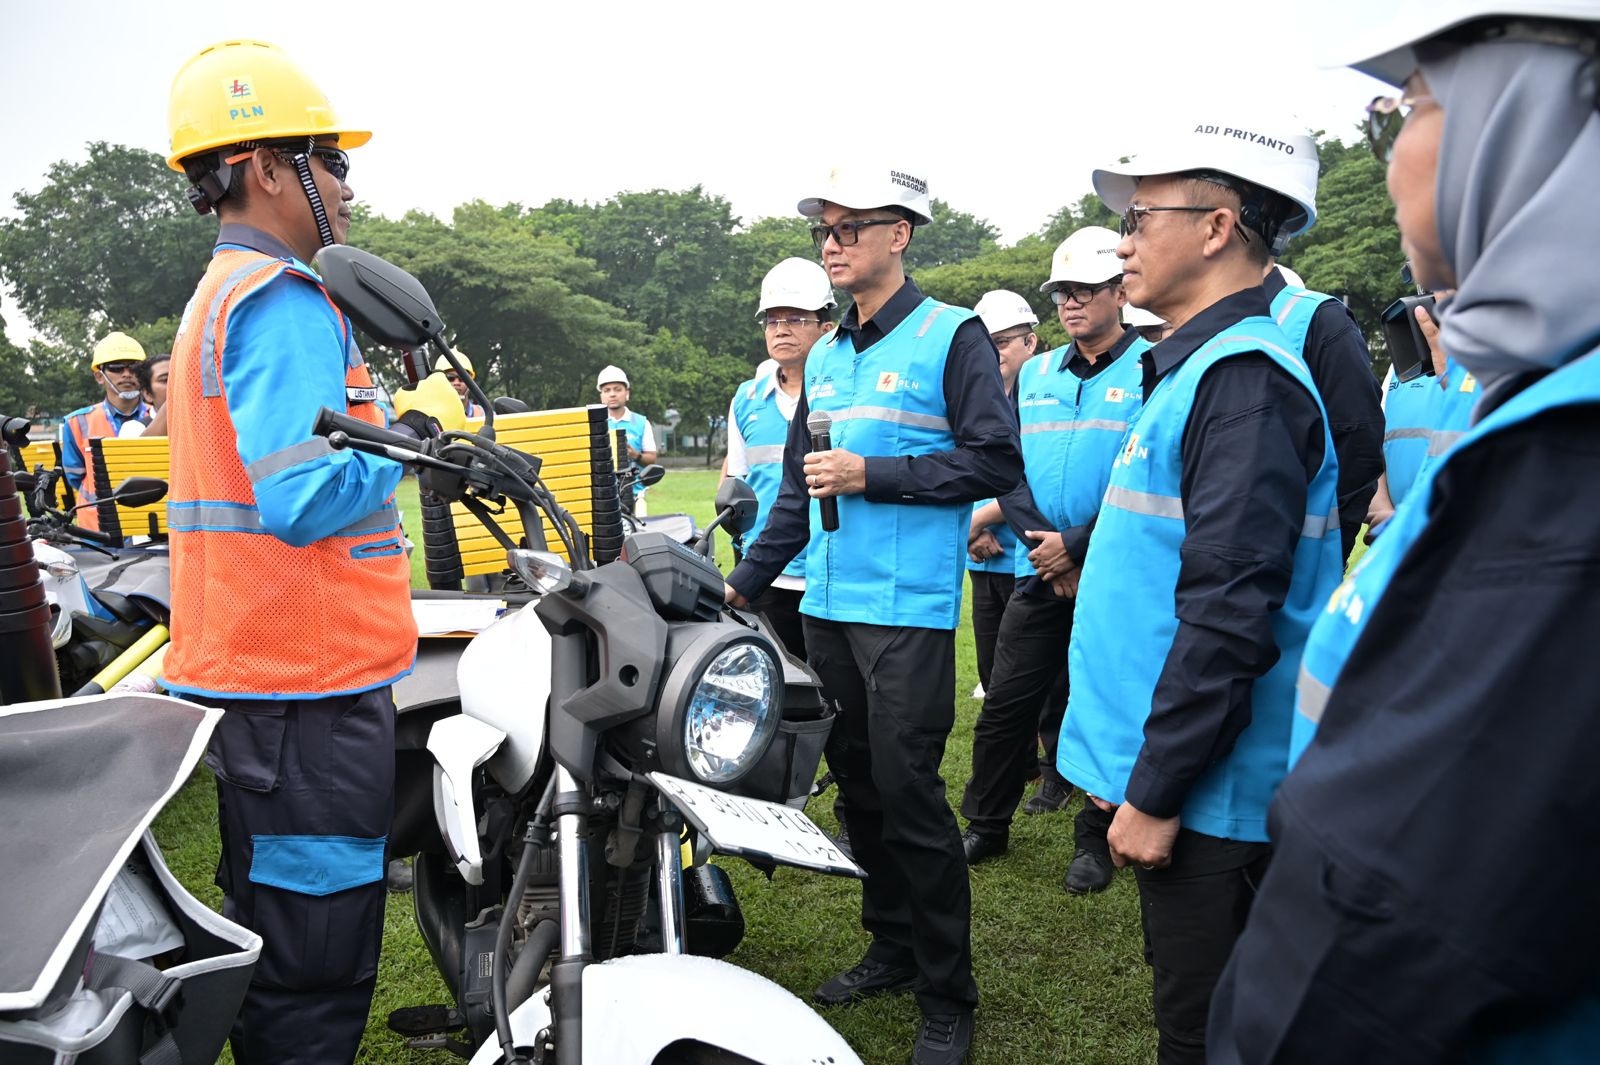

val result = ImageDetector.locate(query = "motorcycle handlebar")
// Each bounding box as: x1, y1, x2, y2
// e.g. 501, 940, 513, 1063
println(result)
312, 408, 425, 454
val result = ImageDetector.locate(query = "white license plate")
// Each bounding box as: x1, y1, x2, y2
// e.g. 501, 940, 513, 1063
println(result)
649, 772, 864, 879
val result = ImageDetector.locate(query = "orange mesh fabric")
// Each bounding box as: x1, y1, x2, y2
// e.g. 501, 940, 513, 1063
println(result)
164, 249, 417, 697
65, 406, 115, 532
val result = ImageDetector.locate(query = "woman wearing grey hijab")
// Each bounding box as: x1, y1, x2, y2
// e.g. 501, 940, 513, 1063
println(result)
1208, 4, 1600, 1064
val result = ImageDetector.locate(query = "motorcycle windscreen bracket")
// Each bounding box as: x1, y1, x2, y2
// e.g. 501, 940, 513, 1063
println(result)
427, 715, 508, 885
648, 772, 864, 879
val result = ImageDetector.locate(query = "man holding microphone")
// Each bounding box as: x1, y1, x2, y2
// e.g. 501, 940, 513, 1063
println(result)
726, 164, 1021, 1065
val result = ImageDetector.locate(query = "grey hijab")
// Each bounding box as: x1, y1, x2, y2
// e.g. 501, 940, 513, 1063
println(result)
1423, 33, 1600, 409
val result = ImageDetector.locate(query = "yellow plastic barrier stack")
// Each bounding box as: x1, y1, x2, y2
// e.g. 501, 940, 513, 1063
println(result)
90, 436, 171, 541
421, 405, 624, 588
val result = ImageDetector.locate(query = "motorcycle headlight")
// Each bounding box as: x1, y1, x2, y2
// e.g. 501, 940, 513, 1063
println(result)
683, 641, 779, 783
630, 625, 783, 786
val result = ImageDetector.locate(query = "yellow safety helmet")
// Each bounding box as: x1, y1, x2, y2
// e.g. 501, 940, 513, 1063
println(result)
394, 373, 467, 434
91, 332, 147, 369
434, 351, 475, 378
166, 39, 371, 172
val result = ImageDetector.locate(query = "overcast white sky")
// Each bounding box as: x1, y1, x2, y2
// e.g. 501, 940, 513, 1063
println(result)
2, 0, 1392, 345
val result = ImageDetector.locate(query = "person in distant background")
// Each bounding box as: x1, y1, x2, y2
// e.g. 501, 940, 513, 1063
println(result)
126, 353, 172, 437
62, 331, 151, 525
597, 364, 658, 515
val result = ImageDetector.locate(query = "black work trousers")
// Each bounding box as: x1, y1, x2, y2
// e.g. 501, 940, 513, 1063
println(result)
961, 589, 1073, 835
1132, 828, 1272, 1065
200, 687, 396, 1065
804, 616, 978, 1015
967, 570, 1014, 691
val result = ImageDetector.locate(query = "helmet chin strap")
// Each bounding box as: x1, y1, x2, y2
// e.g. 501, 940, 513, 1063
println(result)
283, 137, 335, 248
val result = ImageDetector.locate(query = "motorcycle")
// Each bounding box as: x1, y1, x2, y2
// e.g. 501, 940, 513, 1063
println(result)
1, 417, 172, 694
312, 245, 863, 1065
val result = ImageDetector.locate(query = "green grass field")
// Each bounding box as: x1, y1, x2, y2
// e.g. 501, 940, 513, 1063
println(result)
152, 469, 1157, 1064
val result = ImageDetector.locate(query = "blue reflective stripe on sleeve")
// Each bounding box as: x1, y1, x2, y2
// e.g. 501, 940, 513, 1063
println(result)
248, 834, 387, 896
201, 259, 284, 398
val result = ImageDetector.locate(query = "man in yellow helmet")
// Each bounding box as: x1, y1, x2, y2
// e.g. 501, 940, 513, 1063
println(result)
161, 39, 416, 1065
60, 331, 152, 530
434, 350, 482, 417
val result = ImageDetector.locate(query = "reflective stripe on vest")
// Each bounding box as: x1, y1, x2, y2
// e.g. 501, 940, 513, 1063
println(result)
1013, 337, 1148, 581
1059, 317, 1342, 843
65, 404, 119, 532
800, 296, 971, 628
1381, 373, 1439, 507
162, 248, 416, 699
1291, 343, 1600, 765
730, 372, 802, 579
1269, 285, 1337, 365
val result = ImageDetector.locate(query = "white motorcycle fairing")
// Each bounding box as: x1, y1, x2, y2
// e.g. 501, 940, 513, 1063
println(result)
456, 600, 551, 793
467, 953, 862, 1065
426, 714, 507, 885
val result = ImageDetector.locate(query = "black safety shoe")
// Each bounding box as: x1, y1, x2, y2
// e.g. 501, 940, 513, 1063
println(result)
1021, 778, 1073, 815
961, 828, 1008, 865
813, 957, 919, 1006
909, 1010, 973, 1065
831, 820, 853, 861
1063, 849, 1114, 895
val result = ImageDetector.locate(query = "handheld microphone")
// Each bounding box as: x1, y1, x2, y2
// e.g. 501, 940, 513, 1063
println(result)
806, 409, 839, 533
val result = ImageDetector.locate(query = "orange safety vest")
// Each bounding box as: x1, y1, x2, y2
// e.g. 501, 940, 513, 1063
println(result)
163, 248, 417, 698
63, 404, 119, 532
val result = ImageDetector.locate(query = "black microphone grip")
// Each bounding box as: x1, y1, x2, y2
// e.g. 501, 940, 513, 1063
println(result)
810, 426, 840, 532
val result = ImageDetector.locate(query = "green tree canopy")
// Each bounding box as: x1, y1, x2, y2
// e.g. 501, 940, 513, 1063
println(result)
905, 199, 1001, 272
0, 142, 213, 347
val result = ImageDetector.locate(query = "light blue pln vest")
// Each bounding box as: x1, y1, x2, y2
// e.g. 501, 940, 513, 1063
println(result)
609, 410, 651, 497
801, 297, 970, 629
1268, 283, 1339, 360
1057, 318, 1342, 842
1414, 357, 1478, 483
1382, 369, 1439, 507
966, 497, 1020, 575
731, 370, 804, 580
1014, 337, 1148, 580
1291, 346, 1597, 765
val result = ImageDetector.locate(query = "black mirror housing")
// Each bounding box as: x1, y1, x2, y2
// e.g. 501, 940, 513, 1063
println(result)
637, 464, 666, 488
313, 245, 444, 349
715, 477, 759, 536
111, 476, 168, 509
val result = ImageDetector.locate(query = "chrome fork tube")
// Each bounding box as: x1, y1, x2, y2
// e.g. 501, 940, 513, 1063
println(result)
654, 824, 687, 955
555, 765, 590, 960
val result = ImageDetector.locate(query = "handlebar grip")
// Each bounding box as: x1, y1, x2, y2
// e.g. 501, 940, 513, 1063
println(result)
312, 407, 423, 454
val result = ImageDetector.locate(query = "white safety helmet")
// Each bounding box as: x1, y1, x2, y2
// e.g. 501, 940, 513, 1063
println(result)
1041, 226, 1124, 293
1093, 111, 1321, 245
798, 163, 934, 227
756, 257, 837, 318
973, 290, 1040, 334
1321, 0, 1600, 84
1123, 304, 1165, 328
1276, 264, 1307, 289
596, 365, 629, 389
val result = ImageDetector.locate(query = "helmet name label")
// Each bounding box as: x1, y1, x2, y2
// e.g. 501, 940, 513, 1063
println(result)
1193, 124, 1297, 154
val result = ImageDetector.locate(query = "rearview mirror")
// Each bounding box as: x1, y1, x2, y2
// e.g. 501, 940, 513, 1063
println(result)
714, 477, 759, 536
637, 464, 666, 488
492, 397, 531, 415
110, 477, 167, 509
314, 245, 445, 349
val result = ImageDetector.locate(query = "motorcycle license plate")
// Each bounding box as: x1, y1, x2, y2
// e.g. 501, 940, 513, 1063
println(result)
649, 773, 865, 879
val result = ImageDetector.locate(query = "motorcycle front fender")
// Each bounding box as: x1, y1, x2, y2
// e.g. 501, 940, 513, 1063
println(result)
426, 713, 507, 885
467, 953, 862, 1065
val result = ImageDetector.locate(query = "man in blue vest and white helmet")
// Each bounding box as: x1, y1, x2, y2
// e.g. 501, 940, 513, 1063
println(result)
958, 230, 1152, 898
1056, 115, 1344, 1064
726, 163, 1022, 1065
597, 364, 657, 514
1211, 3, 1600, 1060
723, 256, 837, 661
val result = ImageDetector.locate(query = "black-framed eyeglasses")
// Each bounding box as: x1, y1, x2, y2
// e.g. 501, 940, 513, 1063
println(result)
1365, 93, 1436, 163
809, 218, 902, 253
991, 329, 1033, 347
1120, 204, 1218, 237
98, 362, 140, 375
226, 144, 352, 183
762, 314, 827, 330
1049, 279, 1121, 306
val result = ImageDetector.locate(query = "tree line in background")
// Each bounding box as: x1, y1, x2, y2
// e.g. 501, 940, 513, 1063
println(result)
0, 134, 1405, 434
